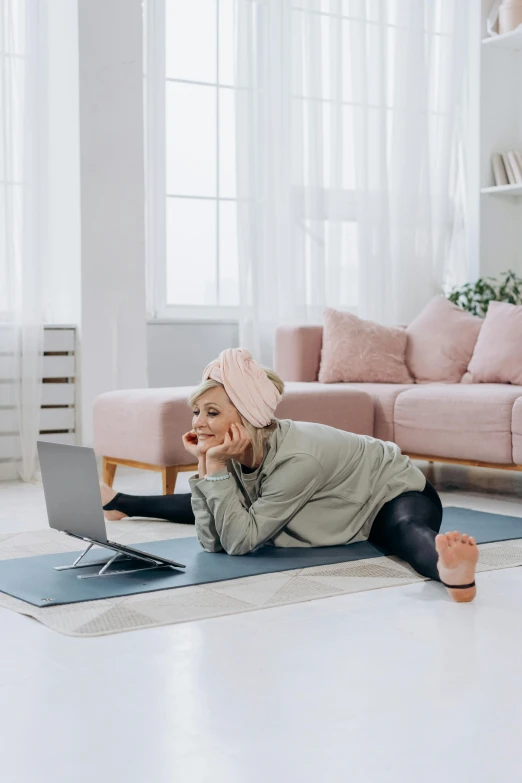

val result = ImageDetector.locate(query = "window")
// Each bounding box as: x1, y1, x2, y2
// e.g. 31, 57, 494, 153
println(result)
145, 0, 470, 320
145, 0, 240, 320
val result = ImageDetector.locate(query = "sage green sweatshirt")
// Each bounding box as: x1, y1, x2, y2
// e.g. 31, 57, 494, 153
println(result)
189, 418, 426, 556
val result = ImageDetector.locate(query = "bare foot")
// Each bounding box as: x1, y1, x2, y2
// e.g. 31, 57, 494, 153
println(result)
435, 531, 478, 603
99, 482, 128, 521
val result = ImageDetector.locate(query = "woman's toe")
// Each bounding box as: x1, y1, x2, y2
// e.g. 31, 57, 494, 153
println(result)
435, 534, 448, 551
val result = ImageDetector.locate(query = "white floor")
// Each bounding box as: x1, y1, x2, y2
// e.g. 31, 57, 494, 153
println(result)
1, 464, 522, 783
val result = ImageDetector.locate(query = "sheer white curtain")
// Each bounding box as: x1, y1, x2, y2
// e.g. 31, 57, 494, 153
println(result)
350, 0, 469, 324
235, 0, 470, 365
0, 0, 47, 482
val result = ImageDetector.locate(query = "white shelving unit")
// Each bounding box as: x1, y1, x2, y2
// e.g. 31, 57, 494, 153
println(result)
481, 27, 522, 50
39, 326, 77, 446
0, 326, 77, 475
481, 183, 522, 196
480, 14, 522, 277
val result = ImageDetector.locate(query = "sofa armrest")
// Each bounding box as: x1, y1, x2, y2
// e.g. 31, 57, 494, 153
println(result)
274, 325, 323, 382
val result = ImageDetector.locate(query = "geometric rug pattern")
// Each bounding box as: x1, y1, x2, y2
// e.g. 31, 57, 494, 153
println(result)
1, 521, 521, 637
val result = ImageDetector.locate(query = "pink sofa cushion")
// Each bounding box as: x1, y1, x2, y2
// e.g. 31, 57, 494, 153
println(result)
318, 308, 413, 384
343, 383, 414, 441
405, 297, 482, 383
465, 301, 522, 385
394, 384, 522, 464
93, 387, 198, 465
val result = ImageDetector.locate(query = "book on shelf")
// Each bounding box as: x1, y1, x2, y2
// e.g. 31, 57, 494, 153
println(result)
492, 150, 522, 186
507, 151, 522, 184
492, 153, 508, 186
501, 152, 516, 184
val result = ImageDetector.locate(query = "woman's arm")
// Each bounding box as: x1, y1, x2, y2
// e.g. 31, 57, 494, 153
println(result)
188, 478, 225, 553
189, 453, 228, 552
191, 453, 324, 555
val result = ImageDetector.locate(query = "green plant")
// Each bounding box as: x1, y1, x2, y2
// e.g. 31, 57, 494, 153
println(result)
447, 269, 522, 317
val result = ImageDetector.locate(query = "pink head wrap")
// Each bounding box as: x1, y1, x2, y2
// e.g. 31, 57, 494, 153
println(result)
202, 348, 282, 428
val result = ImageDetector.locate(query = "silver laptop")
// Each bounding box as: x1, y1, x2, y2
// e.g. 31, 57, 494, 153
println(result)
37, 440, 185, 578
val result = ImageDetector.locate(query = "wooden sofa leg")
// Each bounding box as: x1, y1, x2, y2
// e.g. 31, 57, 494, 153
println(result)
162, 466, 179, 495
103, 458, 117, 487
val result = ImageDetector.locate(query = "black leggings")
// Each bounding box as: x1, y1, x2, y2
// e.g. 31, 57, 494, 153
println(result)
368, 480, 443, 581
104, 479, 443, 581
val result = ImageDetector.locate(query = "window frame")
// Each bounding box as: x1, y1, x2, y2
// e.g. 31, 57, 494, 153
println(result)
145, 0, 240, 322
145, 0, 476, 321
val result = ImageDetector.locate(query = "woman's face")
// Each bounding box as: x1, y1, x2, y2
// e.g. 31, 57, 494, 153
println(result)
191, 386, 243, 454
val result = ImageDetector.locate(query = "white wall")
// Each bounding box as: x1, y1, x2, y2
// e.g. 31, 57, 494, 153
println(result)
147, 321, 239, 388
77, 0, 148, 444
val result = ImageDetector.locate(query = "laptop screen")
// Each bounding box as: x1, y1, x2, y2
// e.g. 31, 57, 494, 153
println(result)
37, 441, 108, 544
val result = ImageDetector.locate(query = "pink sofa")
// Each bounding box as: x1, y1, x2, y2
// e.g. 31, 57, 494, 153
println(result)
93, 323, 522, 494
275, 324, 522, 471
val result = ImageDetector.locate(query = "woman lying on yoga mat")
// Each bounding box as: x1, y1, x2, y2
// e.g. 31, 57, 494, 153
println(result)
101, 347, 478, 603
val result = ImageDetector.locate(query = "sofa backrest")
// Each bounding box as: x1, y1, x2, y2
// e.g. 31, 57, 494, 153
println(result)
274, 325, 323, 382
274, 322, 409, 382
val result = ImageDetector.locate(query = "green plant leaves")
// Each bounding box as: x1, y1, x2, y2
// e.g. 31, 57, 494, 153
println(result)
447, 269, 522, 317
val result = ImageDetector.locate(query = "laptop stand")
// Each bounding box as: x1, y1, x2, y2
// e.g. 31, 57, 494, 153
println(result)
55, 539, 175, 580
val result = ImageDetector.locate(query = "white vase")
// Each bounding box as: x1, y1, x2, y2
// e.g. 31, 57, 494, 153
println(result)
498, 0, 522, 34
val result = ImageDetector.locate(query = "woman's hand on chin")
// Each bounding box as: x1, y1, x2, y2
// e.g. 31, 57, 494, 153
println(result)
182, 430, 207, 460
206, 423, 251, 474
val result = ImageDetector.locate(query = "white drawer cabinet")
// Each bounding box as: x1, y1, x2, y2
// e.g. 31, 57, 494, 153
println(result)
43, 329, 76, 353
0, 327, 77, 460
41, 383, 75, 406
38, 433, 76, 446
40, 407, 75, 431
40, 327, 77, 444
42, 355, 76, 379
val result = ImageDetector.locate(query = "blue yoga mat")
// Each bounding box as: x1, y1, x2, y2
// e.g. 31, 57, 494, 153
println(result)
1, 506, 521, 608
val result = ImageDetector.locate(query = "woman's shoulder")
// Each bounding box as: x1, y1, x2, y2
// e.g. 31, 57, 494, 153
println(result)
270, 418, 362, 467
269, 418, 344, 459
276, 418, 355, 442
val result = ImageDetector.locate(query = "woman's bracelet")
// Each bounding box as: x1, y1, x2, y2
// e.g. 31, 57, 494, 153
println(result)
205, 472, 231, 482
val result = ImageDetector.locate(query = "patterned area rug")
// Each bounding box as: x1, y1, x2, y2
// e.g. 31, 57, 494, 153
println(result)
1, 521, 522, 637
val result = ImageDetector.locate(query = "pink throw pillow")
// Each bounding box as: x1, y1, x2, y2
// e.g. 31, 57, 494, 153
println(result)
465, 301, 522, 385
318, 308, 413, 384
406, 296, 483, 383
